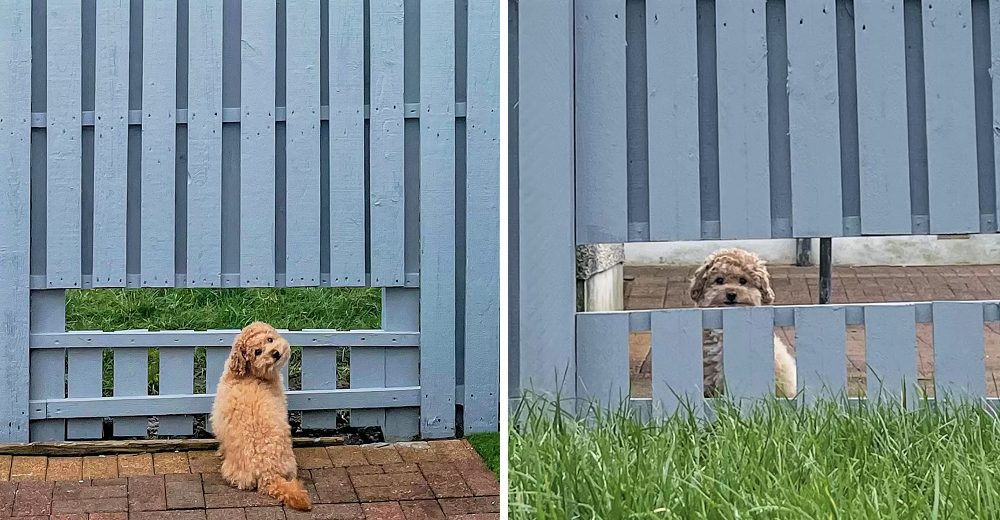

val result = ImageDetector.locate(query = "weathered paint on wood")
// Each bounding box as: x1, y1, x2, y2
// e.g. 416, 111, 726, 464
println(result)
794, 306, 847, 400
650, 310, 703, 417
864, 305, 918, 405
932, 302, 985, 399
158, 348, 195, 436
722, 306, 775, 402
29, 291, 67, 442
576, 313, 630, 411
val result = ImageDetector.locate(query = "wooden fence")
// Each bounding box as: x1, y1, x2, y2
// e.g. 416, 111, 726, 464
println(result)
0, 0, 499, 443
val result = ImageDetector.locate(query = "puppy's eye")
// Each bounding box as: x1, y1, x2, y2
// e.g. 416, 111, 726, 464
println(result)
254, 348, 263, 356
714, 277, 724, 285
267, 337, 274, 343
739, 277, 748, 285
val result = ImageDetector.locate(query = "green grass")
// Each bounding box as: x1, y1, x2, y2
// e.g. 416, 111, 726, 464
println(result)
467, 432, 500, 477
510, 397, 1000, 519
65, 288, 381, 395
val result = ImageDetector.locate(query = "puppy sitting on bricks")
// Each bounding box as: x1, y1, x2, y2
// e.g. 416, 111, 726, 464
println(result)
210, 322, 312, 511
688, 248, 797, 398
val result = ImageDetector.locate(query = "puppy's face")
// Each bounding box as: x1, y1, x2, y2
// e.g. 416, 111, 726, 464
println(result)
689, 248, 774, 308
228, 322, 291, 379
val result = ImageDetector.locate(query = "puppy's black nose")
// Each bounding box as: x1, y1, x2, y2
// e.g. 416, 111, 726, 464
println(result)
725, 292, 737, 302
271, 350, 281, 360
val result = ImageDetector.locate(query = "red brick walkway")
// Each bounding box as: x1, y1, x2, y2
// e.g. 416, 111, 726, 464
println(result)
0, 440, 499, 519
626, 265, 1000, 398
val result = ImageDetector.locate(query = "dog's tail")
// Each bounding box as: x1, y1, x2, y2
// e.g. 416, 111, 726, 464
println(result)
261, 475, 311, 511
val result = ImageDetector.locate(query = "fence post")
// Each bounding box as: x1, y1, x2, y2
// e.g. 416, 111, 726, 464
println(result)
0, 3, 32, 442
515, 0, 577, 402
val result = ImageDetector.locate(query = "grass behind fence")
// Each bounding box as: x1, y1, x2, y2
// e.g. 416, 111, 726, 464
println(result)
65, 287, 382, 396
510, 397, 1000, 519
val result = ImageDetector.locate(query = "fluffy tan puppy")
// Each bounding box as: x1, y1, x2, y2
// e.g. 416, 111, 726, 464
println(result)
210, 322, 311, 511
689, 248, 797, 398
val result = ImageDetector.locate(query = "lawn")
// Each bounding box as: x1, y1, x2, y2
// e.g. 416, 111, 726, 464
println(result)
510, 397, 1000, 519
467, 432, 500, 477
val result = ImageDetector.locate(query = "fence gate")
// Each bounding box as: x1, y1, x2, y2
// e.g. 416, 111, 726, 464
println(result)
0, 0, 499, 443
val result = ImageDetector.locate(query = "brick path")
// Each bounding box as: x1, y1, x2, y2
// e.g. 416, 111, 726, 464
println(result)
0, 440, 499, 519
626, 265, 1000, 398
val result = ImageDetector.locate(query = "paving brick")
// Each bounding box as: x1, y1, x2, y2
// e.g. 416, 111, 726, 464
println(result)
354, 482, 435, 503
310, 468, 357, 504
10, 455, 47, 481
204, 487, 281, 509
11, 480, 54, 516
380, 464, 421, 474
166, 473, 205, 510
429, 441, 479, 463
399, 499, 446, 519
128, 475, 166, 511
0, 481, 15, 516
327, 445, 367, 467
155, 452, 192, 474
362, 502, 406, 520
446, 514, 501, 520
284, 503, 364, 519
46, 457, 83, 481
53, 479, 127, 500
188, 451, 222, 474
82, 456, 119, 479
49, 514, 87, 520
244, 506, 287, 520
118, 454, 154, 476
438, 497, 500, 516
419, 464, 473, 499
346, 465, 383, 476
352, 472, 426, 489
295, 447, 333, 469
130, 510, 208, 520
362, 444, 403, 465
395, 443, 437, 464
0, 455, 11, 481
89, 513, 128, 520
50, 496, 129, 515
457, 468, 498, 497
206, 508, 248, 520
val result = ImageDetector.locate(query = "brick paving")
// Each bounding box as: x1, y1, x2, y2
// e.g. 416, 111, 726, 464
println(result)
626, 264, 1000, 398
0, 440, 499, 519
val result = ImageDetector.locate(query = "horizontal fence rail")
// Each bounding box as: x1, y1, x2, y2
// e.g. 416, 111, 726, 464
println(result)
575, 301, 1000, 417
572, 0, 1000, 244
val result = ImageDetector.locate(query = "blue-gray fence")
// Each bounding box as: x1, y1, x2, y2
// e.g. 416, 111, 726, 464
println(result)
511, 0, 1000, 407
0, 0, 499, 443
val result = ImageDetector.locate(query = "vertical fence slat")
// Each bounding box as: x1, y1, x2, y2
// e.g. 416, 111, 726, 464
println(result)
576, 313, 630, 411
140, 2, 177, 287
932, 302, 985, 399
463, 0, 501, 433
240, 2, 277, 287
794, 306, 847, 400
92, 1, 130, 287
329, 0, 366, 287
865, 304, 918, 404
922, 1, 979, 234
158, 348, 194, 436
29, 291, 67, 441
722, 307, 775, 401
419, 0, 456, 439
646, 0, 700, 242
301, 344, 338, 429
651, 310, 704, 417
113, 344, 149, 437
574, 1, 627, 244
203, 343, 229, 434
66, 348, 103, 439
854, 0, 912, 234
46, 1, 83, 289
786, 1, 843, 237
384, 289, 421, 440
369, 0, 406, 286
284, 0, 321, 287
187, 0, 224, 288
0, 0, 31, 442
992, 0, 1000, 220
715, 0, 771, 239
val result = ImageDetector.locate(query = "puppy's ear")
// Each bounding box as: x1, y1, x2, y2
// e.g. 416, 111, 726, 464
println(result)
227, 335, 251, 377
689, 255, 715, 304
752, 261, 775, 305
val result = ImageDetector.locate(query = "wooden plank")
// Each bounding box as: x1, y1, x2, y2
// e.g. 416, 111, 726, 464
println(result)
202, 345, 229, 434
721, 307, 774, 401
32, 330, 417, 348
645, 0, 700, 242
28, 291, 67, 442
186, 0, 224, 288
158, 348, 194, 436
516, 0, 577, 401
0, 0, 32, 442
284, 0, 322, 287
785, 1, 843, 237
794, 306, 847, 400
66, 349, 103, 439
650, 310, 703, 417
574, 1, 627, 244
113, 345, 149, 437
369, 0, 406, 286
419, 0, 457, 439
301, 345, 338, 429
932, 302, 985, 399
328, 0, 367, 287
922, 1, 979, 234
575, 313, 630, 410
715, 0, 771, 239
992, 0, 1000, 222
240, 1, 277, 286
92, 0, 130, 287
865, 304, 918, 405
463, 0, 501, 434
46, 1, 84, 288
854, 0, 912, 234
0, 436, 348, 456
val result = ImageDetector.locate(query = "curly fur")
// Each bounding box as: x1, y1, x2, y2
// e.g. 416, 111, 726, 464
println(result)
689, 248, 797, 398
210, 322, 311, 511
